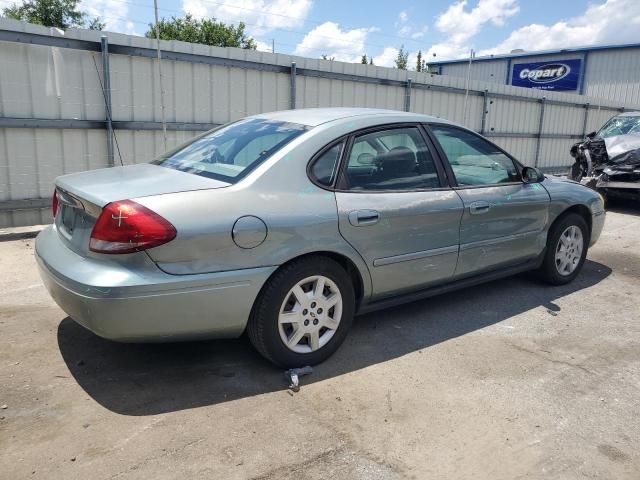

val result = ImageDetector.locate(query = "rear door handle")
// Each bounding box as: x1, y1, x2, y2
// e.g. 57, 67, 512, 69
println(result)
469, 201, 491, 215
348, 209, 380, 226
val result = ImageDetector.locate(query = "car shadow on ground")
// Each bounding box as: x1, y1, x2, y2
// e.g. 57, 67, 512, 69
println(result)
58, 260, 612, 416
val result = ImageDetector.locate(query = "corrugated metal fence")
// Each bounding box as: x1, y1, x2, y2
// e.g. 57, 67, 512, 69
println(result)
0, 19, 634, 228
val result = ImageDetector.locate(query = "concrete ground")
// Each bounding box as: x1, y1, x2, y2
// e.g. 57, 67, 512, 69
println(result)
1, 201, 639, 480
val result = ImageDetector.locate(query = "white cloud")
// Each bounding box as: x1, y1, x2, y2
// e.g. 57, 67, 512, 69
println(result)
294, 21, 376, 62
426, 0, 519, 59
372, 47, 399, 68
255, 40, 273, 52
479, 0, 640, 56
410, 26, 428, 39
435, 0, 519, 45
0, 0, 137, 33
183, 0, 313, 36
398, 25, 411, 36
393, 10, 428, 40
80, 0, 136, 34
427, 42, 472, 60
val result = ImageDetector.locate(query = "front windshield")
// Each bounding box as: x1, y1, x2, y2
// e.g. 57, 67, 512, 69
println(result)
153, 118, 308, 182
597, 115, 640, 138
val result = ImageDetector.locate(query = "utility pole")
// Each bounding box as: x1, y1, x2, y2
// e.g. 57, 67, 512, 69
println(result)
272, 38, 275, 54
463, 49, 475, 127
153, 0, 167, 152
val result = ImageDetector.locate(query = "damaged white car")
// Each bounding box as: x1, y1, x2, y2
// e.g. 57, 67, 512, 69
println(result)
569, 111, 640, 202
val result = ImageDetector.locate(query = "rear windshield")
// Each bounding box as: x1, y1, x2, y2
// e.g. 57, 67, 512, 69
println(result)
153, 118, 308, 182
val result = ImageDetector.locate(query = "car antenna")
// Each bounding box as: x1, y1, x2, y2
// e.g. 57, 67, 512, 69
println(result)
92, 56, 124, 167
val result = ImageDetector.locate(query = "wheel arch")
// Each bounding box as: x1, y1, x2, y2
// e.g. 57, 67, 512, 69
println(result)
554, 204, 592, 238
256, 251, 368, 312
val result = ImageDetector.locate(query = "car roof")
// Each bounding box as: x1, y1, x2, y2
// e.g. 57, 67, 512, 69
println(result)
250, 107, 451, 127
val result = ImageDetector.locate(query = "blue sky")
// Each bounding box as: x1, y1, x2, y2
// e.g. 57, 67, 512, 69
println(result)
21, 0, 640, 66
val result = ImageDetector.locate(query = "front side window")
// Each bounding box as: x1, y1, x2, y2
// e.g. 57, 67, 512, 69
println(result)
430, 125, 520, 186
341, 127, 440, 191
153, 118, 308, 182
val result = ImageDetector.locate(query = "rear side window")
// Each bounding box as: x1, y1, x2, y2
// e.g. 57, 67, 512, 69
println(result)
310, 142, 344, 186
430, 125, 520, 186
153, 118, 308, 183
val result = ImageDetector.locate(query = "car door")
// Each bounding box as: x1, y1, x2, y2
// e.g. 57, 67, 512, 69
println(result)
427, 124, 550, 277
331, 125, 464, 299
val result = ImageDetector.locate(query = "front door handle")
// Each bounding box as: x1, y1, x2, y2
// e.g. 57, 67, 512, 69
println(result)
469, 201, 491, 215
348, 209, 380, 226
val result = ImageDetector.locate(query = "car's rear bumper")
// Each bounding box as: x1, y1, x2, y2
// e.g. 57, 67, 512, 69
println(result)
35, 226, 276, 342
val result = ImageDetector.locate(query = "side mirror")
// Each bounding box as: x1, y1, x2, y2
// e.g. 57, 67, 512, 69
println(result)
586, 131, 597, 139
522, 166, 544, 184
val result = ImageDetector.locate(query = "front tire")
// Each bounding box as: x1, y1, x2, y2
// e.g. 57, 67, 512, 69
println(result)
247, 256, 355, 368
538, 213, 589, 285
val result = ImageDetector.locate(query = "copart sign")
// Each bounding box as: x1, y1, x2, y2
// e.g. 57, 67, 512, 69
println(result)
511, 59, 581, 91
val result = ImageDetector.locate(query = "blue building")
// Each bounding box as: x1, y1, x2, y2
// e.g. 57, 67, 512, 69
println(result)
428, 43, 640, 107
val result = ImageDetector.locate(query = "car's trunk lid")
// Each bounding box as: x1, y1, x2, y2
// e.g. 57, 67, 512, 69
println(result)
56, 163, 229, 207
54, 164, 229, 256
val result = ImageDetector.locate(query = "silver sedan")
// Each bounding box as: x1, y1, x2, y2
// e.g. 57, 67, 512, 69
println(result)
36, 108, 606, 367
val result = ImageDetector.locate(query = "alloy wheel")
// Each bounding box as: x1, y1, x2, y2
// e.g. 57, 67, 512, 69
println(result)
278, 275, 343, 354
555, 225, 584, 276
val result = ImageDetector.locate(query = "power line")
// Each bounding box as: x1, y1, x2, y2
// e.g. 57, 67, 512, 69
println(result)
174, 0, 429, 45
91, 55, 124, 166
153, 0, 168, 151
95, 10, 402, 57
102, 0, 429, 50
95, 11, 371, 56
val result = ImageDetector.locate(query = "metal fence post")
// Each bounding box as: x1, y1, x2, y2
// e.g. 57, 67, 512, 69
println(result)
480, 89, 488, 134
405, 78, 412, 112
581, 103, 590, 138
290, 62, 297, 109
100, 36, 114, 167
534, 97, 546, 167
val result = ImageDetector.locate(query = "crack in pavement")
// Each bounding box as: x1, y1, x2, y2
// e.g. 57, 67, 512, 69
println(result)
504, 342, 595, 375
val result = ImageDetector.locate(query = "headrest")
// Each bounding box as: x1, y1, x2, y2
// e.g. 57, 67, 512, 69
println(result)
379, 146, 416, 175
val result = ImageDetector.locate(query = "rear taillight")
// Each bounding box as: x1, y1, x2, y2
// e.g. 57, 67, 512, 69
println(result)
89, 200, 176, 254
52, 190, 59, 218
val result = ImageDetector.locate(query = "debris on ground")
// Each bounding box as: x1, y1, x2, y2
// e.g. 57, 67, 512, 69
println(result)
284, 366, 313, 392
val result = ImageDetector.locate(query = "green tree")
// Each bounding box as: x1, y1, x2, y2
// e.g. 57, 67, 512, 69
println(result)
361, 54, 367, 64
394, 45, 408, 70
146, 14, 256, 49
416, 50, 423, 72
2, 0, 103, 30
320, 54, 335, 61
87, 16, 105, 31
369, 56, 373, 65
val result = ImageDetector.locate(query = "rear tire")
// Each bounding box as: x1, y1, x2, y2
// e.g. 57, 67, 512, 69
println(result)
538, 213, 589, 285
247, 256, 355, 368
